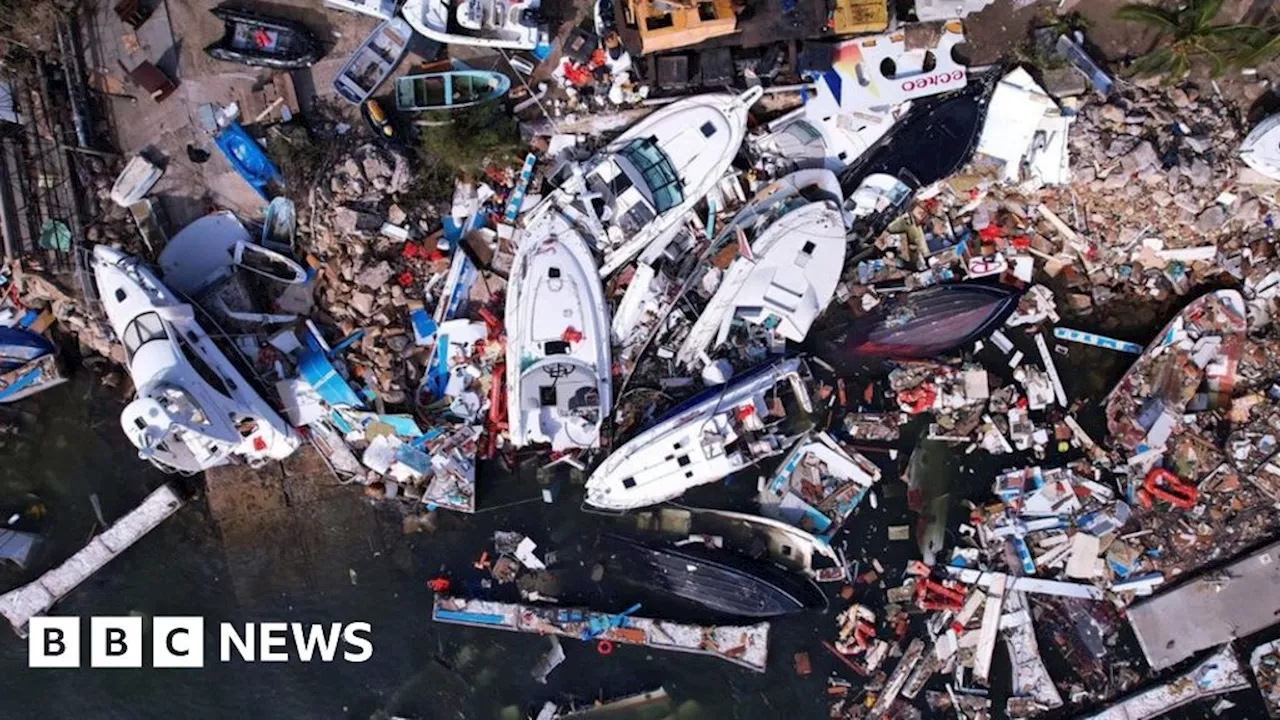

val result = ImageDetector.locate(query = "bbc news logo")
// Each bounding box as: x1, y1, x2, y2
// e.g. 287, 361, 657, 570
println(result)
29, 617, 373, 668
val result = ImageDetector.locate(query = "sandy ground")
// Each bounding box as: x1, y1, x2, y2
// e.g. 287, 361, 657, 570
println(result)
85, 0, 387, 228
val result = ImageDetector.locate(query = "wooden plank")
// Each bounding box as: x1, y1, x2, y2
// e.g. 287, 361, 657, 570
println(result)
973, 573, 1005, 685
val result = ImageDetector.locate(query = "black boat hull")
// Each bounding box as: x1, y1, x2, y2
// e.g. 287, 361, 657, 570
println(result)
819, 283, 1023, 364
204, 7, 323, 70
605, 534, 828, 618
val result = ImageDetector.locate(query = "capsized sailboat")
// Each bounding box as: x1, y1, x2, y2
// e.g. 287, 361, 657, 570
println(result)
818, 283, 1022, 364
675, 170, 847, 368
585, 357, 812, 511
401, 0, 548, 50
91, 245, 301, 473
540, 88, 762, 277
603, 534, 828, 618
505, 209, 612, 450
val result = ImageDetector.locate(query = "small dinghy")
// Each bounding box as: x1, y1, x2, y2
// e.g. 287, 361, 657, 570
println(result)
214, 122, 283, 200
505, 209, 612, 450
603, 534, 828, 618
1240, 113, 1280, 181
586, 358, 813, 511
204, 7, 322, 69
818, 283, 1022, 364
109, 155, 163, 208
0, 327, 65, 404
401, 0, 548, 50
394, 69, 510, 111
333, 18, 413, 105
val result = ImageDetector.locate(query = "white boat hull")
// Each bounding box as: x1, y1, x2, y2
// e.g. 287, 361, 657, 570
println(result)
92, 245, 301, 473
585, 358, 809, 510
1241, 113, 1280, 181
505, 211, 612, 450
402, 0, 545, 50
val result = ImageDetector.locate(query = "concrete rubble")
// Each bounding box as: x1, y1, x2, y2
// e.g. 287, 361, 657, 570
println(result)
7, 0, 1280, 717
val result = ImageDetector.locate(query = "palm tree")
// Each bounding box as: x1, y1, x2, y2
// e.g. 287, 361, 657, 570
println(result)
1114, 0, 1268, 80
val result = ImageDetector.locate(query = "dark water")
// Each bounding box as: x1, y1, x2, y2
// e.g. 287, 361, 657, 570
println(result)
0, 314, 1270, 720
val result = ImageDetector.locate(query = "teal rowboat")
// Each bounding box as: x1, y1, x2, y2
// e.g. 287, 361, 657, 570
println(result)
394, 70, 511, 112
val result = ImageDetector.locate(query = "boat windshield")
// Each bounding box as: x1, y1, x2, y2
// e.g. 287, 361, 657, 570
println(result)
618, 137, 683, 214
122, 312, 168, 363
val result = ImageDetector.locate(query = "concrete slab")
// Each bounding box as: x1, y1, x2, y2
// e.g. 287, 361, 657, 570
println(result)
1127, 540, 1280, 670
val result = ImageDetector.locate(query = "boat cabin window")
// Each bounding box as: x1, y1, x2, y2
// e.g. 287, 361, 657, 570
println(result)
700, 121, 716, 137
544, 340, 569, 355
115, 288, 127, 302
622, 477, 636, 489
122, 312, 168, 362
176, 335, 232, 398
784, 121, 822, 144
618, 137, 683, 213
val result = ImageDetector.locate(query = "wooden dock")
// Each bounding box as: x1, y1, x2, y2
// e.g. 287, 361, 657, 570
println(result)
0, 483, 183, 637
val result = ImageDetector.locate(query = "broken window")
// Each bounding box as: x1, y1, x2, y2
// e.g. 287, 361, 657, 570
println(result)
539, 386, 558, 406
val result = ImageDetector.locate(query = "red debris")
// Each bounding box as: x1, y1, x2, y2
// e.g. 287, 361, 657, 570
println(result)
562, 326, 583, 343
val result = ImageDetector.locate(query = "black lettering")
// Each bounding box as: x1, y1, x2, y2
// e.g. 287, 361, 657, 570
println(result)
106, 628, 127, 656
166, 628, 189, 657
43, 628, 64, 656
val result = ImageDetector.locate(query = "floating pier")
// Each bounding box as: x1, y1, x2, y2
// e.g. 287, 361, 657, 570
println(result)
432, 595, 769, 672
0, 484, 183, 637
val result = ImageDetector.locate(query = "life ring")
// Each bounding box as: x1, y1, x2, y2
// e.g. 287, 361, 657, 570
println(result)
596, 639, 614, 655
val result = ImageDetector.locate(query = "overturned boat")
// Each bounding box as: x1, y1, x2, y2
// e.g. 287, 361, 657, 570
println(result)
585, 357, 812, 511
603, 534, 828, 618
543, 88, 762, 277
401, 0, 547, 50
676, 169, 847, 368
818, 283, 1022, 364
1105, 289, 1246, 452
0, 327, 65, 404
204, 7, 322, 69
505, 210, 612, 450
91, 245, 301, 473
759, 431, 880, 540
333, 18, 413, 105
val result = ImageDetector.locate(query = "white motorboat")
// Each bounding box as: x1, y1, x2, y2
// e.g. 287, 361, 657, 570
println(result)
401, 0, 547, 50
505, 209, 612, 450
91, 245, 301, 473
676, 169, 846, 368
585, 357, 812, 511
541, 88, 762, 277
752, 106, 905, 173
1241, 113, 1280, 181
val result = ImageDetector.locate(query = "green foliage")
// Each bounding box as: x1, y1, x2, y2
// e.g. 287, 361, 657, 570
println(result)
416, 102, 523, 183
1114, 0, 1278, 81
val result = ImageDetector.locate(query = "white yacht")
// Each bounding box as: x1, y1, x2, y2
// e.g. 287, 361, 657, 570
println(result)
585, 357, 812, 511
543, 88, 762, 277
505, 209, 612, 450
91, 245, 301, 473
676, 169, 847, 368
401, 0, 547, 50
